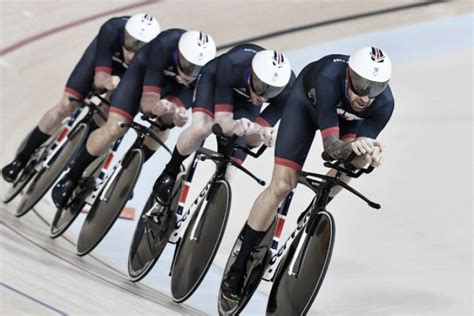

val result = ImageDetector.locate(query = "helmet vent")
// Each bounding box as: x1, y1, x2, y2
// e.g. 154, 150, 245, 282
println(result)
272, 51, 285, 67
370, 47, 385, 63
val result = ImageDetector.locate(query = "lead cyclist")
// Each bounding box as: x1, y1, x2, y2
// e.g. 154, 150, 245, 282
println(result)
221, 47, 395, 301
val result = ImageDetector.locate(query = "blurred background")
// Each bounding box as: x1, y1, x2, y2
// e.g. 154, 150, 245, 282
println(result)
1, 1, 472, 315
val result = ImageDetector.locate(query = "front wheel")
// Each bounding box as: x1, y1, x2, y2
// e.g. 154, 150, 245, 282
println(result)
127, 175, 183, 282
266, 210, 335, 316
171, 179, 231, 303
3, 160, 37, 204
76, 149, 143, 256
49, 155, 105, 239
15, 123, 88, 218
218, 218, 277, 315
4, 129, 61, 204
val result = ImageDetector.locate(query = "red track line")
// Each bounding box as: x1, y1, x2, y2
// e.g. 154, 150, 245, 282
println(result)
0, 1, 156, 56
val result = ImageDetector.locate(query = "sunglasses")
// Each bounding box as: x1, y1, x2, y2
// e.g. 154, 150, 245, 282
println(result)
250, 71, 284, 99
347, 68, 388, 99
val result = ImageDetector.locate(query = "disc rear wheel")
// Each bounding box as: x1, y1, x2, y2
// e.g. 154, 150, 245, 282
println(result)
15, 124, 88, 218
266, 211, 335, 316
76, 150, 143, 256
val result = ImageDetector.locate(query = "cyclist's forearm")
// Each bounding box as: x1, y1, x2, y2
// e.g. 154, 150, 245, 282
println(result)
323, 135, 353, 160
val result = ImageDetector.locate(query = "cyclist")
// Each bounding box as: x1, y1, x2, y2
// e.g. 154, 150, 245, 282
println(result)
2, 13, 160, 183
221, 47, 394, 301
51, 29, 216, 208
152, 44, 296, 207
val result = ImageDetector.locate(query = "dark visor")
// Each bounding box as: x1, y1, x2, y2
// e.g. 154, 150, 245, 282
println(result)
250, 71, 285, 99
348, 68, 388, 98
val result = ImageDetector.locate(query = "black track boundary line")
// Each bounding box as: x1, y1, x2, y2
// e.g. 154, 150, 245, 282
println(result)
216, 1, 445, 51
0, 220, 201, 314
31, 209, 124, 276
30, 208, 172, 296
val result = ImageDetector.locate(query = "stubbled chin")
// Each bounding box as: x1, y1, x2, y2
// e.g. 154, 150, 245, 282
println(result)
351, 103, 368, 112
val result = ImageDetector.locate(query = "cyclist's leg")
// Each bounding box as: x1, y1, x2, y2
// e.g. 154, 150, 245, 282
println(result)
153, 73, 215, 205
2, 39, 97, 182
141, 85, 192, 163
52, 61, 141, 207
222, 75, 318, 298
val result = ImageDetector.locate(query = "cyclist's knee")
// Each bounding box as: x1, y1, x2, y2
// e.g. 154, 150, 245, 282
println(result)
269, 178, 294, 201
57, 93, 78, 117
103, 115, 128, 139
268, 167, 297, 200
192, 119, 212, 139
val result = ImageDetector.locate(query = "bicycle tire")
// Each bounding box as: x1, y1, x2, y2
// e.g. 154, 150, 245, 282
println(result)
218, 219, 277, 315
266, 210, 335, 316
4, 129, 61, 204
127, 175, 183, 282
76, 149, 143, 256
15, 123, 89, 218
3, 162, 37, 204
171, 179, 231, 302
49, 155, 105, 239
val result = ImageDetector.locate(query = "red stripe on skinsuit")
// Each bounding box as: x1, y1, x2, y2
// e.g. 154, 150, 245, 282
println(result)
274, 157, 302, 171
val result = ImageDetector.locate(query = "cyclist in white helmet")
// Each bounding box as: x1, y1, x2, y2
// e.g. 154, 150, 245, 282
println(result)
52, 29, 217, 208
152, 44, 296, 208
220, 47, 394, 301
2, 13, 160, 182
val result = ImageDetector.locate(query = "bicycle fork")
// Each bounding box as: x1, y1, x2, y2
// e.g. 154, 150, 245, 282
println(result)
263, 189, 317, 281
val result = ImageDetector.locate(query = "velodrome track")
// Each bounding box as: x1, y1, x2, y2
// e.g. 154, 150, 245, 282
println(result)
1, 1, 472, 315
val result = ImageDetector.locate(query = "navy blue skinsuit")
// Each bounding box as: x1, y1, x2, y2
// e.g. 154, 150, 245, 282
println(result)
192, 43, 296, 162
65, 16, 130, 100
109, 28, 194, 121
274, 54, 394, 170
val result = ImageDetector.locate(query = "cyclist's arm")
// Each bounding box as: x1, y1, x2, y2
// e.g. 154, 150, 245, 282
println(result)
140, 44, 167, 114
94, 21, 117, 90
314, 76, 353, 159
214, 56, 236, 136
244, 73, 296, 146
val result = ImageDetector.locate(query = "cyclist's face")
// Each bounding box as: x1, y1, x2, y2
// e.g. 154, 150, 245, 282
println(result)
346, 83, 373, 112
122, 46, 135, 64
248, 77, 269, 106
176, 65, 195, 85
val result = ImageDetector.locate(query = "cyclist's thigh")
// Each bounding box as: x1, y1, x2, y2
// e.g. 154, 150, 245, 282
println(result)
65, 37, 98, 100
191, 72, 216, 118
160, 80, 194, 110
275, 77, 318, 171
109, 61, 146, 123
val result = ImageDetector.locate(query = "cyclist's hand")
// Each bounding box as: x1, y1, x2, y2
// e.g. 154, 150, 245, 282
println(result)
368, 143, 384, 167
93, 73, 118, 92
259, 127, 276, 147
233, 118, 254, 137
173, 107, 188, 127
152, 99, 174, 117
110, 75, 120, 89
350, 137, 381, 155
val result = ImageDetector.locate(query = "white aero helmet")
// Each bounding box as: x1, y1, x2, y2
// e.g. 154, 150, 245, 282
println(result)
251, 50, 292, 98
348, 46, 391, 98
177, 31, 216, 78
124, 13, 160, 52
